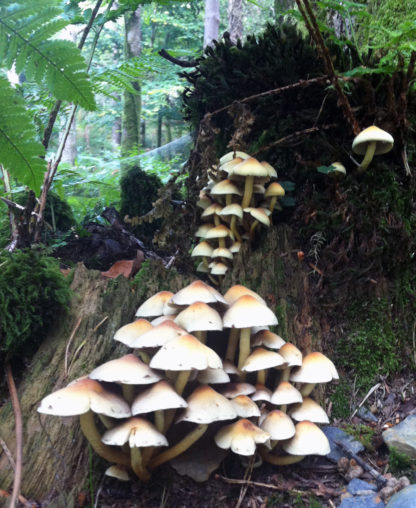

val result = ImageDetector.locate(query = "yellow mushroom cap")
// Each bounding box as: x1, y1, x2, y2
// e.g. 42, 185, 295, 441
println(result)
135, 291, 175, 318
241, 348, 285, 372
175, 301, 223, 332
282, 420, 330, 456
130, 320, 187, 348
102, 417, 168, 448
215, 418, 270, 456
210, 179, 243, 197
223, 285, 266, 306
251, 330, 286, 349
230, 395, 261, 418
352, 125, 394, 155
260, 410, 296, 440
231, 157, 269, 179
114, 319, 153, 347
191, 241, 214, 258
271, 381, 303, 405
265, 182, 285, 198
177, 385, 237, 424
278, 343, 303, 367
223, 295, 278, 329
290, 352, 338, 383
289, 397, 329, 424
171, 280, 227, 306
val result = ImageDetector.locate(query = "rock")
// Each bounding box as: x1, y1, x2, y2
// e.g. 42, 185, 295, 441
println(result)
101, 250, 144, 279
357, 407, 378, 423
347, 479, 378, 495
382, 415, 416, 459
322, 426, 365, 463
386, 485, 416, 507
339, 494, 385, 508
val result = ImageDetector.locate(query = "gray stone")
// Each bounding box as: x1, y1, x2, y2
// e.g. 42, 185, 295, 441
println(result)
386, 485, 416, 508
357, 407, 378, 423
322, 426, 365, 463
383, 415, 416, 459
347, 479, 378, 495
339, 494, 385, 508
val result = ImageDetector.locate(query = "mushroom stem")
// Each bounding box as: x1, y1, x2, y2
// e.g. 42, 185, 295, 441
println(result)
259, 447, 305, 465
194, 330, 207, 344
208, 274, 219, 285
269, 196, 277, 213
214, 215, 220, 227
79, 411, 130, 466
230, 216, 241, 242
250, 220, 259, 241
241, 175, 254, 209
131, 446, 151, 481
155, 410, 164, 433
280, 367, 291, 383
358, 140, 376, 172
300, 383, 316, 397
98, 414, 115, 429
175, 370, 191, 396
225, 328, 239, 362
219, 237, 226, 249
122, 384, 135, 405
149, 424, 208, 469
238, 327, 251, 371
257, 369, 267, 385
137, 351, 150, 364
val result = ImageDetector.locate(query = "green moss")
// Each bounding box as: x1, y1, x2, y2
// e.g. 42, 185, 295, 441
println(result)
388, 447, 416, 475
344, 424, 376, 452
330, 380, 351, 419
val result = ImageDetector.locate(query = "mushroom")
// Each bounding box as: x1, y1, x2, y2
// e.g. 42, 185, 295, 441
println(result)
352, 125, 394, 172
270, 381, 303, 413
174, 301, 223, 344
241, 347, 285, 385
113, 319, 153, 348
289, 351, 338, 397
260, 409, 295, 448
265, 182, 285, 213
230, 157, 269, 208
230, 395, 261, 418
191, 241, 213, 270
215, 418, 270, 456
135, 291, 176, 318
289, 397, 329, 424
170, 280, 227, 307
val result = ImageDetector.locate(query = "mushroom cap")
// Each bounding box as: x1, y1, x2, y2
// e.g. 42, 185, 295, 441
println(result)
290, 352, 338, 383
89, 354, 162, 385
219, 204, 243, 220
215, 418, 270, 456
195, 223, 215, 238
151, 315, 177, 326
196, 261, 209, 273
131, 380, 187, 414
197, 194, 212, 210
197, 367, 230, 384
278, 343, 303, 367
231, 157, 269, 178
191, 241, 214, 258
223, 285, 266, 306
251, 384, 272, 402
37, 378, 131, 418
271, 381, 303, 405
289, 397, 329, 424
352, 126, 394, 156
220, 382, 256, 398
135, 291, 175, 318
244, 207, 270, 226
177, 385, 237, 424
265, 182, 285, 198
171, 280, 227, 306
251, 330, 286, 349
130, 320, 188, 348
174, 301, 223, 332
102, 417, 168, 448
282, 420, 330, 456
105, 465, 130, 481
211, 262, 228, 275
114, 319, 153, 347
229, 241, 242, 254
205, 224, 232, 240
329, 162, 346, 175
241, 348, 285, 372
223, 295, 278, 329
261, 161, 278, 179
222, 360, 240, 376
149, 333, 222, 371
260, 410, 296, 440
219, 151, 251, 166
212, 247, 233, 260
201, 202, 223, 219
220, 157, 245, 173
230, 395, 261, 418
210, 179, 243, 197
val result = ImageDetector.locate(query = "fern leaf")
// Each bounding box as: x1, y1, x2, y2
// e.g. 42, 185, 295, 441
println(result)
0, 77, 46, 194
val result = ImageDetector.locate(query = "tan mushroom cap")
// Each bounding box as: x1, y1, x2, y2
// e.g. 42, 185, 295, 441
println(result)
289, 397, 329, 424
261, 161, 278, 179
231, 157, 269, 179
229, 241, 242, 254
197, 194, 212, 210
211, 262, 228, 275
210, 179, 243, 197
220, 382, 256, 398
191, 241, 214, 258
177, 385, 237, 424
130, 320, 187, 348
135, 291, 176, 318
265, 182, 285, 198
197, 367, 230, 384
219, 203, 243, 220
215, 418, 270, 456
290, 352, 338, 384
251, 384, 272, 402
222, 360, 240, 376
131, 380, 187, 415
174, 301, 223, 333
251, 330, 286, 349
151, 315, 177, 326
195, 223, 215, 238
223, 285, 266, 306
278, 343, 303, 367
271, 381, 303, 405
220, 156, 245, 173
102, 417, 168, 448
260, 410, 296, 440
201, 202, 223, 220
170, 280, 227, 306
37, 378, 131, 418
205, 224, 232, 240
219, 151, 251, 166
241, 348, 285, 372
212, 247, 233, 260
196, 261, 209, 273
230, 395, 261, 418
352, 125, 394, 156
282, 420, 330, 456
244, 207, 270, 226
149, 333, 222, 371
89, 354, 162, 385
105, 465, 130, 481
223, 295, 278, 329
114, 319, 153, 347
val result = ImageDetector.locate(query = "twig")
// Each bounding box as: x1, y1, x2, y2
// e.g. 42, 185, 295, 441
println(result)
0, 437, 16, 471
64, 317, 82, 377
351, 382, 380, 418
5, 363, 23, 508
216, 474, 304, 494
235, 455, 254, 508
158, 48, 197, 67
334, 440, 387, 489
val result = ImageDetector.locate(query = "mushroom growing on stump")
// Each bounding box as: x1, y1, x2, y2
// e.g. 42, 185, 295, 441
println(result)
135, 290, 176, 319
230, 157, 269, 209
352, 125, 394, 172
290, 351, 338, 397
174, 301, 223, 344
215, 418, 270, 456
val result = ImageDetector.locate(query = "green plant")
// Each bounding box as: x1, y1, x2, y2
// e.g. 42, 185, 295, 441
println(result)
0, 249, 71, 364
344, 424, 375, 452
388, 447, 416, 475
330, 380, 351, 419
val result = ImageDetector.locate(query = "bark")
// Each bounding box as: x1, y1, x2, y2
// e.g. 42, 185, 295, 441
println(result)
228, 0, 243, 43
121, 7, 142, 159
204, 0, 220, 47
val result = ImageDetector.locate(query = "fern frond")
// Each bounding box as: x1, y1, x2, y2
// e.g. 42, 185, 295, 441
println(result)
0, 77, 46, 194
0, 0, 96, 110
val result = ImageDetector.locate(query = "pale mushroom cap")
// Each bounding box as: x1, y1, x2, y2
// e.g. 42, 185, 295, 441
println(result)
241, 348, 285, 372
230, 395, 261, 418
252, 330, 286, 349
177, 385, 237, 424
211, 179, 243, 196
222, 360, 240, 376
352, 125, 394, 155
220, 157, 244, 173
211, 262, 228, 275
215, 418, 270, 456
219, 204, 243, 220
130, 320, 188, 348
102, 417, 168, 448
114, 319, 153, 347
244, 207, 270, 226
205, 224, 231, 240
151, 315, 177, 326
191, 241, 214, 258
197, 367, 230, 384
196, 261, 209, 273
265, 182, 285, 198
220, 382, 256, 398
282, 420, 330, 456
271, 381, 303, 405
251, 384, 272, 402
229, 241, 242, 254
197, 195, 212, 210
89, 354, 162, 385
201, 202, 223, 219
219, 151, 251, 165
195, 223, 215, 238
261, 161, 278, 179
171, 280, 227, 306
330, 162, 346, 175
253, 184, 266, 195
105, 465, 130, 481
261, 410, 296, 440
290, 352, 337, 383
135, 291, 175, 318
149, 333, 222, 371
174, 301, 223, 332
231, 157, 269, 178
223, 295, 278, 329
131, 380, 187, 414
212, 247, 233, 260
37, 378, 131, 418
278, 343, 303, 367
223, 285, 266, 306
289, 397, 329, 424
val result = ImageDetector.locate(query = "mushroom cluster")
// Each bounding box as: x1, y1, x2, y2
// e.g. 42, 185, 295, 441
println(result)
193, 152, 285, 284
38, 281, 337, 481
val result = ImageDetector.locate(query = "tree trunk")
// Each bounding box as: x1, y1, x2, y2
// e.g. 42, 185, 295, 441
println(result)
157, 110, 163, 147
121, 7, 142, 159
60, 117, 77, 165
228, 0, 243, 43
204, 0, 220, 47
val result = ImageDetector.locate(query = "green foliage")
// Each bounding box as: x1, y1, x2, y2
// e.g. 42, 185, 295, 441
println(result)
330, 380, 352, 419
388, 447, 416, 475
44, 191, 76, 232
0, 249, 71, 364
344, 424, 376, 451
